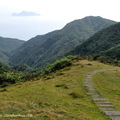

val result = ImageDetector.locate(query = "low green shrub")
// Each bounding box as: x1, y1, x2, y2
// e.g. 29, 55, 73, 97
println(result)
41, 56, 76, 76
0, 56, 76, 87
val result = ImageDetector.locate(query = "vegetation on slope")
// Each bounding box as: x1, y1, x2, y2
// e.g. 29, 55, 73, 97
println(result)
69, 22, 120, 65
0, 37, 25, 53
10, 16, 116, 68
0, 62, 25, 88
40, 55, 76, 76
0, 60, 116, 120
0, 50, 9, 64
102, 45, 120, 60
90, 45, 120, 66
0, 56, 76, 88
0, 37, 25, 64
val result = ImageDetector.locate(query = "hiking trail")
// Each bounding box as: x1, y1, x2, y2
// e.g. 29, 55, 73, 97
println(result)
83, 68, 120, 120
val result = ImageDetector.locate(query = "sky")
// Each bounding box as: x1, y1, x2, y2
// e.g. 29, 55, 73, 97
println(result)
0, 0, 120, 40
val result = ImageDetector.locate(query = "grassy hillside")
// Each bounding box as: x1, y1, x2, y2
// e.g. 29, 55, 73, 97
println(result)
10, 16, 116, 68
93, 70, 120, 110
69, 22, 120, 58
0, 59, 119, 120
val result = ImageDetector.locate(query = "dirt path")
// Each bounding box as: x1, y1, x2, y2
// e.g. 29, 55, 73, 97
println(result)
83, 68, 120, 120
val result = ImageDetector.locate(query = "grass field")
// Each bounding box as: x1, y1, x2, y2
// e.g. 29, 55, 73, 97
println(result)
93, 70, 120, 111
0, 60, 119, 120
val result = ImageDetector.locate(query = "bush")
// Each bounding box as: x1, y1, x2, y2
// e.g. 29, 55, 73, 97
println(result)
41, 56, 76, 76
0, 56, 76, 87
0, 62, 10, 73
0, 72, 25, 87
12, 64, 33, 72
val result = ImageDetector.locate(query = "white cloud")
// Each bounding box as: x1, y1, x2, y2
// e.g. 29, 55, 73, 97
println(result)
0, 0, 120, 40
0, 0, 120, 21
12, 11, 40, 16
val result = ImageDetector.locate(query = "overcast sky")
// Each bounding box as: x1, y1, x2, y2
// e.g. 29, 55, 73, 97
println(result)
0, 0, 120, 40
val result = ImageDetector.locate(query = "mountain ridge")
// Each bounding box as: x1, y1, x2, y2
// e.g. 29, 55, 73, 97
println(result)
10, 16, 116, 68
69, 22, 120, 63
0, 37, 25, 64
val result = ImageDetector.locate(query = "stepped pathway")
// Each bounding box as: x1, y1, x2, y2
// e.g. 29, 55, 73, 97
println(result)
83, 68, 120, 120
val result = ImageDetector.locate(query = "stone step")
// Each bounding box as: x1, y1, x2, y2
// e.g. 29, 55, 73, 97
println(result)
84, 69, 120, 120
100, 107, 115, 111
93, 98, 109, 101
104, 111, 120, 115
109, 116, 120, 120
95, 101, 111, 104
97, 104, 114, 107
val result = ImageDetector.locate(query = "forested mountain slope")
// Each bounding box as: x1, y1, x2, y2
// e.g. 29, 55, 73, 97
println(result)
10, 16, 116, 68
0, 37, 25, 64
69, 22, 120, 60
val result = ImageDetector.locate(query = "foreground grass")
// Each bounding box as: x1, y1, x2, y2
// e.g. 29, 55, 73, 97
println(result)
93, 70, 120, 111
0, 60, 117, 120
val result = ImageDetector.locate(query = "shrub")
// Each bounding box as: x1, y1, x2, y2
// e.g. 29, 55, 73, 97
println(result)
12, 64, 33, 72
0, 56, 76, 87
41, 56, 76, 76
0, 62, 10, 73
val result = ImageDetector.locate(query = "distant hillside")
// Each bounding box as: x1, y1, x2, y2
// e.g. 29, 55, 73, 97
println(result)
0, 37, 25, 64
0, 50, 9, 64
10, 16, 116, 68
69, 22, 120, 61
102, 45, 120, 61
0, 37, 25, 53
10, 30, 59, 66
